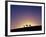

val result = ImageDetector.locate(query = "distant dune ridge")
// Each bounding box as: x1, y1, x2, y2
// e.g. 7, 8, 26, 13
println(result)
11, 25, 42, 32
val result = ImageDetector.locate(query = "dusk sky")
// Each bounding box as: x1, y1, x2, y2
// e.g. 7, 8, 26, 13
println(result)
10, 5, 42, 29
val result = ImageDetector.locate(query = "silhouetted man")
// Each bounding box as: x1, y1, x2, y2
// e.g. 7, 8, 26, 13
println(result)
26, 24, 28, 27
29, 25, 31, 27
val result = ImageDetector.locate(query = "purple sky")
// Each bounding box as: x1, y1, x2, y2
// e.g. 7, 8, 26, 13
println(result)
10, 5, 42, 29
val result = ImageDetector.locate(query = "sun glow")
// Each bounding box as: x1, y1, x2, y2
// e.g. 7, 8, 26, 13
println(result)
14, 18, 37, 29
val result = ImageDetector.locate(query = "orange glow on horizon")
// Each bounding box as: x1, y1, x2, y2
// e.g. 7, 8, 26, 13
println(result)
13, 17, 41, 29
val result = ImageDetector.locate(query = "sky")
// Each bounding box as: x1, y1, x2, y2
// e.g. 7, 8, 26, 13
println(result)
10, 5, 42, 29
